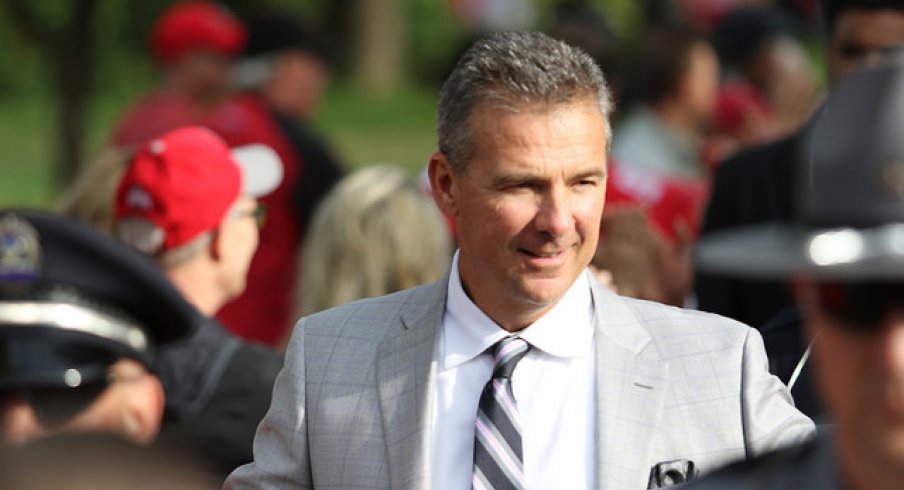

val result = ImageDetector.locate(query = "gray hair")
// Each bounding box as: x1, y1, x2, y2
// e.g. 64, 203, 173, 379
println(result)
116, 218, 213, 268
437, 31, 613, 173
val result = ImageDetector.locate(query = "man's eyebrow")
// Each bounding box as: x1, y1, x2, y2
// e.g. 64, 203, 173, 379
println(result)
489, 168, 606, 187
571, 168, 607, 181
490, 173, 540, 187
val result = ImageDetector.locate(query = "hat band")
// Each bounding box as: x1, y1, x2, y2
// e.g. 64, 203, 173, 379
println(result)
0, 301, 149, 354
806, 223, 904, 267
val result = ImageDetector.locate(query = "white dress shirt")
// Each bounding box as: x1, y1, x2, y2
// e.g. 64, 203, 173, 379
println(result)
431, 251, 597, 490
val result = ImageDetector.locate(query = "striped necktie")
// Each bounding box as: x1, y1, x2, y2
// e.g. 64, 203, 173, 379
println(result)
472, 335, 531, 490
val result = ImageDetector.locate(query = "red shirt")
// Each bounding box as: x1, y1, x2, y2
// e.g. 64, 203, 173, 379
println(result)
205, 94, 303, 346
605, 160, 710, 245
112, 91, 205, 147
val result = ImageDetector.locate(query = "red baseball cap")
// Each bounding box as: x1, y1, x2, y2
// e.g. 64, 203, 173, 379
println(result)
115, 126, 282, 250
151, 1, 246, 63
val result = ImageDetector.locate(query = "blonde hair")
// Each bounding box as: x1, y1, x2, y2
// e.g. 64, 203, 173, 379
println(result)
299, 165, 452, 316
56, 146, 134, 234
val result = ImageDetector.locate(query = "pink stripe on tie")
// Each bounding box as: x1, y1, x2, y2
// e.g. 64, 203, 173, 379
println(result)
475, 418, 526, 486
494, 338, 525, 366
493, 379, 520, 421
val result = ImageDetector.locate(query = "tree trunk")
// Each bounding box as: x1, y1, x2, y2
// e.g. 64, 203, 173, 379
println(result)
4, 0, 100, 189
52, 0, 99, 187
352, 0, 406, 97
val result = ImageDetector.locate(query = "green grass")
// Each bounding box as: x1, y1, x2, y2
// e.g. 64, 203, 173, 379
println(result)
0, 96, 56, 208
316, 82, 439, 173
0, 80, 441, 209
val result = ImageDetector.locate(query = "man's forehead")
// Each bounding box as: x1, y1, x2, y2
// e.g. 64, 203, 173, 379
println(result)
467, 97, 606, 134
828, 9, 904, 81
834, 9, 904, 40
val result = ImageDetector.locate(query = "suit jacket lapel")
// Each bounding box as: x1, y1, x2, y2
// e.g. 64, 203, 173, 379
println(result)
375, 279, 446, 490
591, 285, 670, 489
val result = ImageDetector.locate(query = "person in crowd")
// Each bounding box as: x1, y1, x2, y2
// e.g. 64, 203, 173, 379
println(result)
601, 26, 717, 305
115, 126, 280, 323
690, 49, 904, 490
612, 25, 719, 181
111, 1, 246, 147
224, 32, 813, 490
593, 172, 703, 307
709, 7, 819, 164
695, 0, 904, 328
206, 11, 345, 347
298, 164, 452, 319
0, 209, 195, 445
111, 126, 284, 475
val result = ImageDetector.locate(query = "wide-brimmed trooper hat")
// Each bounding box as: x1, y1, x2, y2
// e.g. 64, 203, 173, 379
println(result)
0, 209, 197, 392
696, 50, 904, 280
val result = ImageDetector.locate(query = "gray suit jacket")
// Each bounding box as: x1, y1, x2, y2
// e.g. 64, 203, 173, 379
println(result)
224, 276, 815, 489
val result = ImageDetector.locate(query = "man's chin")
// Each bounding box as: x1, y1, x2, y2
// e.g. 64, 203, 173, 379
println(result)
514, 277, 573, 307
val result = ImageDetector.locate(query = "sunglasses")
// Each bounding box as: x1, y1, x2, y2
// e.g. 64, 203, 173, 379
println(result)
1, 378, 108, 428
836, 43, 901, 61
813, 281, 904, 333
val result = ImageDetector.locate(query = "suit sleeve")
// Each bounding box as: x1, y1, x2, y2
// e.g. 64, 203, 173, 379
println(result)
739, 326, 816, 457
223, 319, 313, 489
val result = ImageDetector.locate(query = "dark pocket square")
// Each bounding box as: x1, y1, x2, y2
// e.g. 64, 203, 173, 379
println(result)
648, 459, 698, 488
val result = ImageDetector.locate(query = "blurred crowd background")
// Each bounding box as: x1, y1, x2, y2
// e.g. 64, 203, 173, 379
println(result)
3, 0, 897, 485
0, 0, 823, 208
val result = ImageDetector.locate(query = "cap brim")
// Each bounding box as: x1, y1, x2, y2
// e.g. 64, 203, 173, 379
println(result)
695, 223, 904, 280
0, 328, 122, 389
231, 144, 283, 197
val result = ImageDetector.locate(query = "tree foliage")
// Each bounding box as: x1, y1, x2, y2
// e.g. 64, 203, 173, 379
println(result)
0, 0, 646, 191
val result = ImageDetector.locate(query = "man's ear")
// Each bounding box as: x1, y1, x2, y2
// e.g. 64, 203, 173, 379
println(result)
119, 371, 165, 446
208, 228, 224, 262
428, 151, 459, 219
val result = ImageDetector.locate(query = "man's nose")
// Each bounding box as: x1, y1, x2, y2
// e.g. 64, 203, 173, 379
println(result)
861, 48, 889, 70
860, 50, 884, 68
0, 394, 45, 445
534, 188, 573, 237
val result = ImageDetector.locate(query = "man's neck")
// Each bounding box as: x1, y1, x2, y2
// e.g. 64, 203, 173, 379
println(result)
164, 262, 225, 317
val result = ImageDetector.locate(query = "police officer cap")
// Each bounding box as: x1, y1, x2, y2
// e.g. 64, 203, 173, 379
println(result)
0, 209, 197, 391
696, 49, 904, 279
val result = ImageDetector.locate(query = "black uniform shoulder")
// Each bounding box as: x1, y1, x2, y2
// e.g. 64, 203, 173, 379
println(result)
684, 432, 835, 490
716, 132, 800, 181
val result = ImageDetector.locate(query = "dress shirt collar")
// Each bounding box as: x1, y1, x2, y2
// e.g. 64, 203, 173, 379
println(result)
442, 250, 595, 370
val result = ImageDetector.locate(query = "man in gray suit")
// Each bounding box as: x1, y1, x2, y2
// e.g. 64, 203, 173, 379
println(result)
224, 32, 813, 490
687, 51, 904, 490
